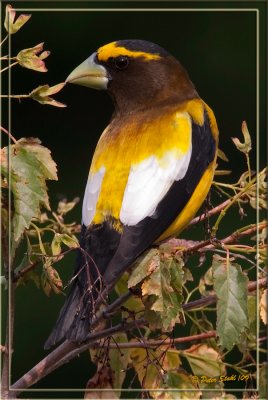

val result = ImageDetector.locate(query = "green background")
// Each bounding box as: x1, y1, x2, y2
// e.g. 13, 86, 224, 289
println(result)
1, 0, 267, 398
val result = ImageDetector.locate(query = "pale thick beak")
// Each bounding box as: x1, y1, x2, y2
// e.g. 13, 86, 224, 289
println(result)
65, 52, 109, 90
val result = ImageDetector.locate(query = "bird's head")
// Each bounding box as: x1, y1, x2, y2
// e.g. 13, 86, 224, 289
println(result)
66, 39, 197, 114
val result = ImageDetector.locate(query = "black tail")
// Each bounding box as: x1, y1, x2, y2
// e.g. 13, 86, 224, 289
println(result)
44, 280, 91, 349
44, 222, 121, 350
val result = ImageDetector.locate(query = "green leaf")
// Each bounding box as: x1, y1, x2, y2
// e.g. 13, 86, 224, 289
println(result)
212, 255, 249, 350
1, 138, 57, 243
128, 248, 160, 288
4, 4, 31, 34
109, 333, 130, 396
142, 256, 184, 331
115, 273, 144, 313
183, 344, 225, 377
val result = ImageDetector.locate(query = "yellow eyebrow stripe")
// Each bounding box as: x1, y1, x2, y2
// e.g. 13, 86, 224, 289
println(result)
97, 42, 161, 62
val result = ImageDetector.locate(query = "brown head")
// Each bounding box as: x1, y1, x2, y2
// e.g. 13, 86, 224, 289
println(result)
66, 39, 198, 115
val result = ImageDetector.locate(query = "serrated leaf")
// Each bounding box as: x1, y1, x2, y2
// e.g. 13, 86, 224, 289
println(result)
142, 256, 184, 331
212, 255, 249, 350
128, 248, 160, 288
4, 4, 31, 34
1, 139, 57, 243
183, 344, 225, 377
260, 289, 267, 325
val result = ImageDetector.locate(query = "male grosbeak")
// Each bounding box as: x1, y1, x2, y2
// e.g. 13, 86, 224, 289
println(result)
45, 39, 218, 349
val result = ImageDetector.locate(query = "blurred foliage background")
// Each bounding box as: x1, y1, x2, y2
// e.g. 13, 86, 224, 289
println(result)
1, 0, 267, 398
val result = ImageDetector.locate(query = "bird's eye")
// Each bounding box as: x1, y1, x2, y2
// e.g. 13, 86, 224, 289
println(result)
114, 56, 129, 70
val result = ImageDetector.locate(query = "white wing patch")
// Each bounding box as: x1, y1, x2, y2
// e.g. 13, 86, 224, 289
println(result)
82, 167, 105, 226
120, 148, 192, 226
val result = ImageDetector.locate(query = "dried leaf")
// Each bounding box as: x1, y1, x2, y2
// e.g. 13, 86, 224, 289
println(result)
232, 121, 252, 154
4, 4, 31, 34
85, 365, 118, 399
16, 43, 50, 72
57, 197, 79, 215
152, 370, 201, 399
142, 256, 184, 331
29, 83, 66, 107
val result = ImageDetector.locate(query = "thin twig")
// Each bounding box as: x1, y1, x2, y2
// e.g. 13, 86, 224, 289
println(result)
0, 61, 18, 73
91, 330, 217, 349
1, 285, 16, 400
0, 126, 17, 144
188, 197, 234, 227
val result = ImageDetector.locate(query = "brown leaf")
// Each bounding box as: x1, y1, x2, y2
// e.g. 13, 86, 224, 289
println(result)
85, 365, 118, 399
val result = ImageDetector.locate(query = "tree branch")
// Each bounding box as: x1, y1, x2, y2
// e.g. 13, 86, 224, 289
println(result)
10, 319, 146, 396
91, 330, 217, 349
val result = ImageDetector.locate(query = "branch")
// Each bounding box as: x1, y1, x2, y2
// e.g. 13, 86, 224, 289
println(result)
1, 285, 16, 400
10, 319, 146, 396
0, 126, 17, 144
91, 330, 217, 349
170, 220, 267, 255
188, 197, 234, 227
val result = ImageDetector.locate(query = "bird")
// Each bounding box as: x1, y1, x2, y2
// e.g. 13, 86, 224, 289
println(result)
44, 39, 219, 349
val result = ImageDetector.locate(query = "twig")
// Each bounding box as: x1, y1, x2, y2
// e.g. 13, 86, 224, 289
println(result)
91, 330, 217, 349
0, 61, 18, 73
12, 261, 40, 283
171, 220, 267, 256
188, 197, 234, 227
1, 284, 16, 400
0, 126, 17, 144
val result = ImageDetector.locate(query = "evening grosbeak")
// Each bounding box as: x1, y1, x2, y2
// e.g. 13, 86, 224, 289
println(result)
45, 40, 218, 349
